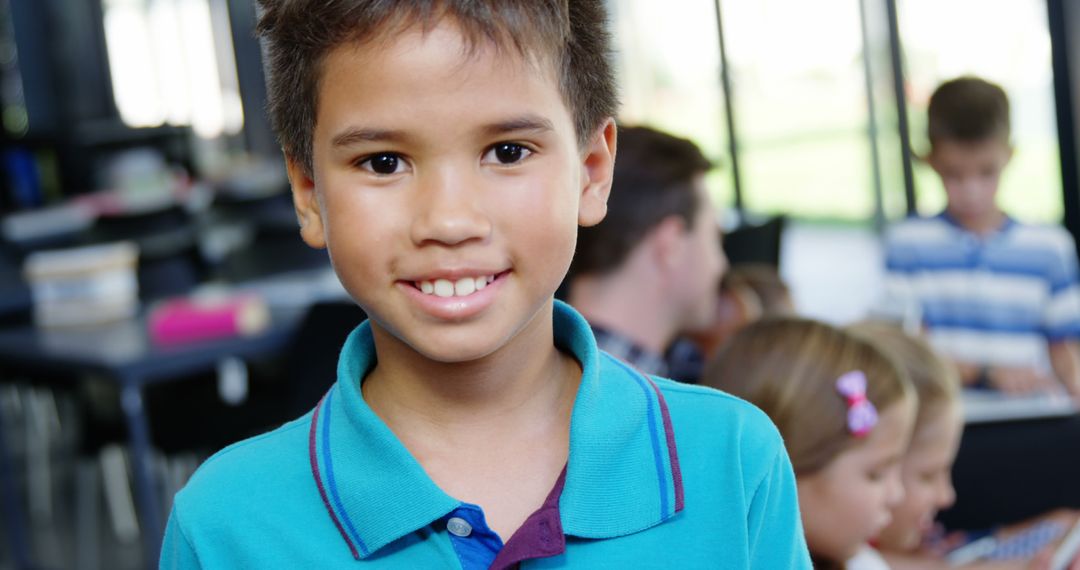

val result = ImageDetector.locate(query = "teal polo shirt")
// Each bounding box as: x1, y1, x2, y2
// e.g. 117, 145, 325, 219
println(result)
162, 301, 811, 568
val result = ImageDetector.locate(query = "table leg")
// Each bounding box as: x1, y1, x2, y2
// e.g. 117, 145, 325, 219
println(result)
0, 398, 33, 569
119, 381, 162, 569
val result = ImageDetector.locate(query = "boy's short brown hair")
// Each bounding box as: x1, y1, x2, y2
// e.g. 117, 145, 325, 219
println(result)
927, 76, 1011, 146
255, 0, 617, 176
569, 125, 713, 278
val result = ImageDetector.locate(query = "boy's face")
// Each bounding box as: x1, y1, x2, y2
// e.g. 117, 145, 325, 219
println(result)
927, 138, 1012, 224
287, 21, 615, 363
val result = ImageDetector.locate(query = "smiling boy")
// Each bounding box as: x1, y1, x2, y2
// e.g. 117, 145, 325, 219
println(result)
160, 2, 810, 568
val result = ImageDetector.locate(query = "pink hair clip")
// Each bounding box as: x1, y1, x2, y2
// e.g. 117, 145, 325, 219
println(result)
836, 370, 878, 438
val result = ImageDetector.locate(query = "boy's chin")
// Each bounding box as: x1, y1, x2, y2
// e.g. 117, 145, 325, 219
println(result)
402, 325, 525, 364
411, 342, 501, 364
949, 203, 998, 220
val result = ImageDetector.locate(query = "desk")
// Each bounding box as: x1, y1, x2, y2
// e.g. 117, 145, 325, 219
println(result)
940, 412, 1080, 531
0, 305, 306, 569
962, 389, 1078, 424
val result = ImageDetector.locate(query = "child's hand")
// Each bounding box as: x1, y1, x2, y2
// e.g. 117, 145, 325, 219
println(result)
1025, 548, 1080, 570
987, 366, 1059, 394
1023, 510, 1080, 570
1066, 381, 1080, 403
924, 526, 973, 557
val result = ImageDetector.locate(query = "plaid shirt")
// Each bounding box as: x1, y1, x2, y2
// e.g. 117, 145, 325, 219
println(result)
663, 338, 704, 384
590, 325, 669, 378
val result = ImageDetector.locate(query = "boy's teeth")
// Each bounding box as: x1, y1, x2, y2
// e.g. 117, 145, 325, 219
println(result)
433, 279, 454, 297
454, 277, 475, 296
417, 275, 496, 297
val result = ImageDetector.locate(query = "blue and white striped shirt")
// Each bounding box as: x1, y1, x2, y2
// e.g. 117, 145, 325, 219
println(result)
883, 212, 1080, 371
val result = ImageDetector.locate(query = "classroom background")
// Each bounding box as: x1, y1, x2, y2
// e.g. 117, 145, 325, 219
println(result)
1, 0, 1079, 568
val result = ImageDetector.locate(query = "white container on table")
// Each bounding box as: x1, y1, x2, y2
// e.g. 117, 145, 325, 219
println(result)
24, 242, 140, 328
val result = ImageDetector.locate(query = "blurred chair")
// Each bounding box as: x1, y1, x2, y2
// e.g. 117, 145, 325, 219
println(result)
723, 214, 786, 268
201, 189, 320, 282
83, 204, 206, 301
209, 184, 293, 225
280, 301, 368, 420
0, 249, 32, 328
213, 218, 329, 283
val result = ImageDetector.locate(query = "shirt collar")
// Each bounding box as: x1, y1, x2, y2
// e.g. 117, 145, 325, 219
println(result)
309, 300, 684, 559
937, 209, 1015, 237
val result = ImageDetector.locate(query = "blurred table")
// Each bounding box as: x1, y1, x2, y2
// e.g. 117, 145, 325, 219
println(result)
0, 302, 310, 568
941, 396, 1080, 531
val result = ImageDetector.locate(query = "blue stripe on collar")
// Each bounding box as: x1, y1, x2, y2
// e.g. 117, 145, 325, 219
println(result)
308, 390, 364, 559
612, 356, 671, 517
318, 389, 368, 557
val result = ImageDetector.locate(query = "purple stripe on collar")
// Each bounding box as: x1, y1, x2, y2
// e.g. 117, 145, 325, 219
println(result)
308, 393, 361, 560
489, 466, 568, 570
611, 353, 685, 517
645, 377, 684, 512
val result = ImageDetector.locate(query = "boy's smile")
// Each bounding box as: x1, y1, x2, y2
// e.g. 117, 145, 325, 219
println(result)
399, 269, 509, 322
286, 19, 614, 364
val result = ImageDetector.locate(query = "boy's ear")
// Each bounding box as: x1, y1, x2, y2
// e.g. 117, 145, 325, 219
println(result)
285, 156, 328, 249
578, 118, 617, 227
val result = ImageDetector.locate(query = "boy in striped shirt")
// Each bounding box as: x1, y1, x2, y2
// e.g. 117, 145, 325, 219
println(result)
883, 76, 1080, 397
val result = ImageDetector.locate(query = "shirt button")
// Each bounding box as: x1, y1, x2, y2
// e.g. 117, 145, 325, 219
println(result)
447, 517, 473, 537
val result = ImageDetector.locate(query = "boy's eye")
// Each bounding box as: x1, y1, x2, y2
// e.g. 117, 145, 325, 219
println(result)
359, 153, 405, 175
484, 143, 531, 165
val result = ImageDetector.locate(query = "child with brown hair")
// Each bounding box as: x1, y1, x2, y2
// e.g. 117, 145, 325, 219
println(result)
850, 322, 1080, 570
882, 76, 1080, 398
159, 1, 812, 568
703, 318, 916, 569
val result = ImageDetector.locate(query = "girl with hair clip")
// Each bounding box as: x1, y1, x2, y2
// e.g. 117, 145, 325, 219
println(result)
849, 322, 1080, 570
703, 317, 916, 569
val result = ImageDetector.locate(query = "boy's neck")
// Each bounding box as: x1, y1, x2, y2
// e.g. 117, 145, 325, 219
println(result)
361, 303, 580, 541
361, 304, 581, 442
949, 207, 1006, 236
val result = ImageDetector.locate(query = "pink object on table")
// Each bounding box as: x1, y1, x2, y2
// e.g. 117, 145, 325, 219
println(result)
149, 294, 269, 346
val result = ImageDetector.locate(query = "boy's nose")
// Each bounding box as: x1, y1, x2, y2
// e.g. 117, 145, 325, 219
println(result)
409, 169, 492, 246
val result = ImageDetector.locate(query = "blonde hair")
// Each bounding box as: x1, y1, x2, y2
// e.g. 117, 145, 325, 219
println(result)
724, 263, 794, 316
849, 321, 960, 429
703, 317, 912, 476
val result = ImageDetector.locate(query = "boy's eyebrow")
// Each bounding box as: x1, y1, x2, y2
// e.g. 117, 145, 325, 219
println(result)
329, 115, 555, 149
330, 127, 409, 149
481, 115, 555, 137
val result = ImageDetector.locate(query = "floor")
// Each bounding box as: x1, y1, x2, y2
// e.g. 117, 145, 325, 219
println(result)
0, 385, 196, 570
